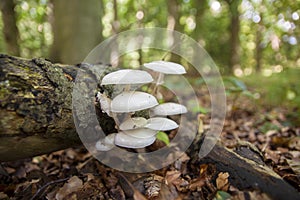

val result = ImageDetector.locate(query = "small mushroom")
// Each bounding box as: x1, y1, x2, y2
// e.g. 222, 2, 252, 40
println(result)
119, 117, 147, 130
97, 92, 111, 116
114, 131, 156, 148
144, 61, 186, 75
151, 102, 187, 116
111, 91, 158, 113
144, 61, 186, 96
101, 69, 153, 85
95, 133, 116, 151
145, 117, 178, 131
123, 128, 157, 138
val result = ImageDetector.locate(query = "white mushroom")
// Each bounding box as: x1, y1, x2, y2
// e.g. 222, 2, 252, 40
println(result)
119, 117, 147, 130
97, 92, 111, 116
101, 69, 153, 85
145, 117, 178, 131
95, 133, 116, 151
144, 61, 186, 97
123, 128, 157, 138
114, 131, 156, 148
111, 91, 158, 113
144, 61, 186, 75
151, 102, 187, 116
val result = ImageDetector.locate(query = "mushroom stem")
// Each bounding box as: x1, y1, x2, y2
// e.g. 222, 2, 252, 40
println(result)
110, 112, 120, 129
124, 84, 131, 92
152, 72, 164, 97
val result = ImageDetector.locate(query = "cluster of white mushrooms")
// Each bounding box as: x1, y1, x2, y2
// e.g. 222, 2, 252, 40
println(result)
95, 61, 187, 151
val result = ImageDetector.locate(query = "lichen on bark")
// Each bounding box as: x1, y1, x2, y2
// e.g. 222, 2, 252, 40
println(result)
0, 55, 115, 161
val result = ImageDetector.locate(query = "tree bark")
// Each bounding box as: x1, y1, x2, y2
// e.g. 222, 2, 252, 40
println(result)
226, 0, 241, 74
0, 54, 114, 162
0, 0, 20, 56
255, 23, 263, 73
50, 0, 103, 64
189, 0, 207, 77
189, 134, 300, 200
166, 0, 182, 63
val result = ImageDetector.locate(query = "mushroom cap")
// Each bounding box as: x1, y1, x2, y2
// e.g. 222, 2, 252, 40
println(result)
114, 132, 156, 148
145, 117, 178, 131
151, 102, 187, 116
123, 128, 157, 139
111, 91, 158, 113
95, 133, 115, 151
101, 69, 153, 85
144, 61, 186, 74
119, 117, 147, 130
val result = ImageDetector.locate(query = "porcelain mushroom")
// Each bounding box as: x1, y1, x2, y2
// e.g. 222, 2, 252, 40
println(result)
151, 102, 187, 116
123, 128, 157, 138
101, 69, 153, 85
111, 91, 158, 113
95, 133, 116, 151
144, 61, 186, 75
101, 69, 153, 91
114, 131, 156, 148
99, 70, 153, 125
144, 61, 186, 86
119, 117, 147, 130
145, 117, 178, 131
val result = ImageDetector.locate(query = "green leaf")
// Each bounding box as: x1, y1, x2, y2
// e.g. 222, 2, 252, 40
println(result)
156, 131, 170, 146
214, 191, 231, 200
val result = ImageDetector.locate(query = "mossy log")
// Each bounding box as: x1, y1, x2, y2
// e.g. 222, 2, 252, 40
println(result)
0, 54, 115, 161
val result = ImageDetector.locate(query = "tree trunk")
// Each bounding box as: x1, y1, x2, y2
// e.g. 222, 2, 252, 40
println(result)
255, 23, 263, 73
0, 0, 20, 56
0, 54, 114, 162
166, 0, 182, 63
189, 0, 207, 77
191, 0, 207, 43
227, 0, 241, 74
50, 0, 103, 64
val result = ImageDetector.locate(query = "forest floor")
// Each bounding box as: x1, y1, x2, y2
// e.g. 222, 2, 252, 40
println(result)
0, 88, 300, 200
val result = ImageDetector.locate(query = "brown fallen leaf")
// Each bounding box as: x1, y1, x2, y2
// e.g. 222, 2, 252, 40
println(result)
55, 176, 83, 200
216, 172, 230, 191
165, 170, 181, 185
158, 182, 178, 200
189, 177, 205, 191
118, 173, 148, 200
288, 137, 300, 150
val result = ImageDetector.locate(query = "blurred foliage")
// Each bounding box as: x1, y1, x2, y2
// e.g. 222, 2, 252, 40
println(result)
0, 0, 299, 112
243, 68, 300, 108
14, 0, 51, 58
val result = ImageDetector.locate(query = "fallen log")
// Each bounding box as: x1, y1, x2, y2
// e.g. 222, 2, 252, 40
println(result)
0, 54, 114, 161
189, 135, 300, 200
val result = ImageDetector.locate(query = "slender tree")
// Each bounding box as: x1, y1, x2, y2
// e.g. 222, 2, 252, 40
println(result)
225, 0, 241, 74
0, 0, 20, 56
190, 0, 208, 77
166, 0, 182, 63
255, 16, 264, 72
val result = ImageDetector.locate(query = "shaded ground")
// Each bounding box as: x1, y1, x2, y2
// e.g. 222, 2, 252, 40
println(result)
0, 90, 300, 200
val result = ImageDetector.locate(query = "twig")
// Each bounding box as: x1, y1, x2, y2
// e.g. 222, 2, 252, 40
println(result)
29, 177, 70, 200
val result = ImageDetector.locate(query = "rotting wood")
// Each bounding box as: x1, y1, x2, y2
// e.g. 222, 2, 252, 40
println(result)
0, 54, 115, 161
188, 134, 300, 200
